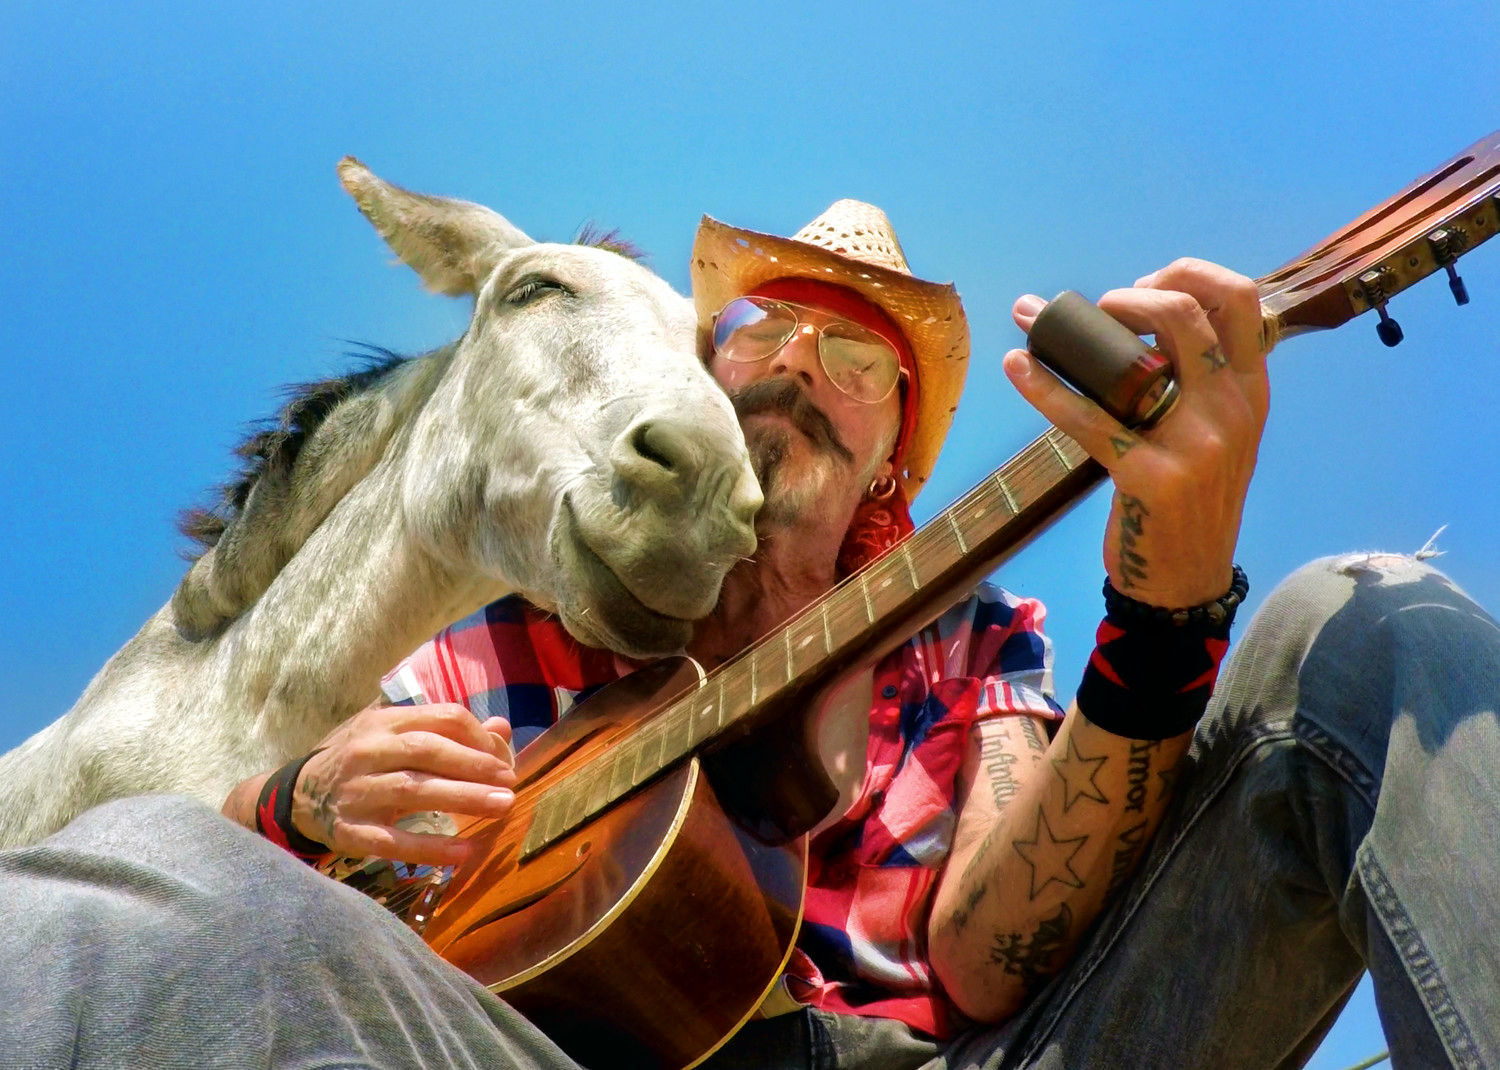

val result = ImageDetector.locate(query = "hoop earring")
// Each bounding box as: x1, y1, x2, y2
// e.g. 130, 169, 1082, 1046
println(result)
867, 474, 898, 502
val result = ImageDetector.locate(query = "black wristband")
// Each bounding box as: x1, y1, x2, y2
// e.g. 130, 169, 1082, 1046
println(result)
255, 749, 331, 862
1076, 567, 1247, 740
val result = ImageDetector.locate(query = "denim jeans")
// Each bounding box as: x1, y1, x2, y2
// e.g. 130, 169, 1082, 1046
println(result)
2, 555, 1494, 1069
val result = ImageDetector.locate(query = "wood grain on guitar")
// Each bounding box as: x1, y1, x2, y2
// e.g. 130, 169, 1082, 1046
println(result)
330, 130, 1500, 1070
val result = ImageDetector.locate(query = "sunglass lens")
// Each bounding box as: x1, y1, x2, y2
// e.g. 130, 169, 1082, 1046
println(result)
819, 326, 900, 403
713, 298, 796, 362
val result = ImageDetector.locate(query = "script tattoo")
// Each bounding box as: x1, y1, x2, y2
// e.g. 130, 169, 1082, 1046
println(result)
980, 730, 1025, 810
1020, 716, 1048, 754
1050, 735, 1109, 812
1116, 495, 1150, 589
1200, 343, 1229, 372
989, 903, 1074, 998
1106, 819, 1151, 896
950, 882, 988, 934
1123, 739, 1158, 814
1013, 807, 1088, 899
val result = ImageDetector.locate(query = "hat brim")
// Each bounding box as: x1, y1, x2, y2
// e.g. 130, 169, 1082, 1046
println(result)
691, 215, 969, 499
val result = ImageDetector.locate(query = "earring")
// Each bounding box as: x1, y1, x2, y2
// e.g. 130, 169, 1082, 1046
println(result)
867, 474, 898, 501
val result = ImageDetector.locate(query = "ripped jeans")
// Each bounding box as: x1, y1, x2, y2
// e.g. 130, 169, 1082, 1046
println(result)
1, 556, 1495, 1069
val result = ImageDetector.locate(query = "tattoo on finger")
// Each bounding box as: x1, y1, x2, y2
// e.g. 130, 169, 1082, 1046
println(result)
1109, 433, 1138, 459
1199, 344, 1229, 372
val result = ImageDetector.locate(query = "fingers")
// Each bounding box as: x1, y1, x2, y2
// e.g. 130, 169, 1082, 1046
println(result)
334, 821, 477, 868
1136, 258, 1267, 368
1002, 348, 1144, 469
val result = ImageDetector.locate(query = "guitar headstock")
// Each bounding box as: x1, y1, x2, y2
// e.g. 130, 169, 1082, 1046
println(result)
1258, 129, 1500, 346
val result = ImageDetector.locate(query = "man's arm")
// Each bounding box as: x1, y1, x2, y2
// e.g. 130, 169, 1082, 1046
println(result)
929, 708, 1189, 1022
930, 258, 1269, 1021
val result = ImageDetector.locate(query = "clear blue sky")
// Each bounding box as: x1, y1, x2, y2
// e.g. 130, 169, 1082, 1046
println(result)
3, 3, 1497, 1065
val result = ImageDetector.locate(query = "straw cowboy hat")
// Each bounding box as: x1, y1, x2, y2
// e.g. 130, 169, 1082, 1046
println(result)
691, 200, 970, 500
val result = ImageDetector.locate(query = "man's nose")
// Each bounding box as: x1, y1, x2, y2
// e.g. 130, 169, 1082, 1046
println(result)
768, 324, 822, 387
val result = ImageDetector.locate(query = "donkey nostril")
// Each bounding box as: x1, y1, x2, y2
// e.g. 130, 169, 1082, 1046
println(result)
630, 422, 678, 472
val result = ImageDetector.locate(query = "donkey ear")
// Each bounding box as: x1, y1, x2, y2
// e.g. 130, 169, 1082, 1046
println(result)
337, 157, 533, 297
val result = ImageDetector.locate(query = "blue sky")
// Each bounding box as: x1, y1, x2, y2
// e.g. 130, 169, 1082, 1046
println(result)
4, 3, 1497, 1065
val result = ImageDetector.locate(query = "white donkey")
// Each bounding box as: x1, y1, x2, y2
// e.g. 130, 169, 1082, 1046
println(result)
0, 159, 761, 847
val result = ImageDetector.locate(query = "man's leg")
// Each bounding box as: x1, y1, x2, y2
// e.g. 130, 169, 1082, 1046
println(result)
0, 794, 578, 1070
938, 554, 1500, 1069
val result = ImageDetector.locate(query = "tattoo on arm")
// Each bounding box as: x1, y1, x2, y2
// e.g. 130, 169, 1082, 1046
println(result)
1012, 807, 1088, 899
990, 903, 1074, 998
1106, 819, 1151, 897
950, 882, 987, 934
1020, 717, 1047, 755
980, 730, 1025, 810
1050, 735, 1109, 812
1123, 739, 1158, 813
1117, 495, 1150, 589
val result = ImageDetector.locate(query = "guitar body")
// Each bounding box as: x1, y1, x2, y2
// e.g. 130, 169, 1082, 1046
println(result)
418, 659, 808, 1069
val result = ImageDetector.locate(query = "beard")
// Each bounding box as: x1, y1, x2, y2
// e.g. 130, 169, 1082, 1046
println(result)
731, 379, 857, 531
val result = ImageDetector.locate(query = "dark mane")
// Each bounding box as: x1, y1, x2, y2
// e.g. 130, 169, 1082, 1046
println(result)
179, 347, 410, 554
575, 222, 648, 263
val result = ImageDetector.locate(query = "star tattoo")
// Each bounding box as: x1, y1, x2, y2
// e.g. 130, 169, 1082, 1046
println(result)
1050, 735, 1109, 812
1013, 807, 1089, 899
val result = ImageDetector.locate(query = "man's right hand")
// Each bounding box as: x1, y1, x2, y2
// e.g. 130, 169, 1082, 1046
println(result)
225, 704, 516, 867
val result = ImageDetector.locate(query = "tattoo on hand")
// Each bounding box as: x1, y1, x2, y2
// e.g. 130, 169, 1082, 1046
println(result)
1200, 344, 1229, 372
1117, 495, 1150, 589
1050, 735, 1109, 812
300, 773, 339, 842
1110, 433, 1138, 459
1013, 807, 1088, 899
989, 903, 1074, 998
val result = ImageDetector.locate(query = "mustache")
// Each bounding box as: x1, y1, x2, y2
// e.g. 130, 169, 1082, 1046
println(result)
729, 378, 854, 464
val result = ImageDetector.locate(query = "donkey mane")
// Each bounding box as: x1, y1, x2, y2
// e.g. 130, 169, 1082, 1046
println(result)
178, 347, 410, 557
575, 224, 647, 263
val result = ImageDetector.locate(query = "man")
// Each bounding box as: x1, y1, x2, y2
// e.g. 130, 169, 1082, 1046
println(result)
5, 203, 1496, 1069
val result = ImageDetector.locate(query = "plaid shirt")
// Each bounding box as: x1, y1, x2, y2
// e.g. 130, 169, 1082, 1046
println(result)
383, 582, 1061, 1038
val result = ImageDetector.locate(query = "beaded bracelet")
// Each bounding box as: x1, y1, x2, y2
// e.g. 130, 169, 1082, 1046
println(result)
255, 749, 332, 863
1076, 566, 1248, 741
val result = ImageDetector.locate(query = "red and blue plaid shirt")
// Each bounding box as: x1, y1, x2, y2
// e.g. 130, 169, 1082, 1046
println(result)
383, 582, 1061, 1038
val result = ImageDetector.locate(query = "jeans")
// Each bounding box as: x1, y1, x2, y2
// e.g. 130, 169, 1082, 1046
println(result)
2, 555, 1494, 1069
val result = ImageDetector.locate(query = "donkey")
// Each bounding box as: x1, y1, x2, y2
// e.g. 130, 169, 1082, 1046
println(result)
0, 159, 761, 847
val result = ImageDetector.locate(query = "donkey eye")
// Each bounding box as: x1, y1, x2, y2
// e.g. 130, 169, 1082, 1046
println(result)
505, 276, 570, 305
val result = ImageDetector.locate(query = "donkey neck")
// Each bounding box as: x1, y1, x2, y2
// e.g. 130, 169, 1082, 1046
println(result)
219, 455, 508, 749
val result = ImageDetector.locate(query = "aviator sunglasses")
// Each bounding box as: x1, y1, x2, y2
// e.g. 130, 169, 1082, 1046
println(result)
711, 296, 905, 404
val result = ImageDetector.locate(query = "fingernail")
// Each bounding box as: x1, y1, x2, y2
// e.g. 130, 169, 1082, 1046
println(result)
1003, 350, 1033, 380
1014, 294, 1046, 317
488, 789, 513, 807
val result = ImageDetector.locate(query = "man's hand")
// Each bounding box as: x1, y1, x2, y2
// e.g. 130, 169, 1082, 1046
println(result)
1006, 259, 1269, 608
224, 704, 516, 867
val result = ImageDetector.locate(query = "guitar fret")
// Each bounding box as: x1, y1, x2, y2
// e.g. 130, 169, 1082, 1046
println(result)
584, 761, 613, 816
858, 572, 875, 624
993, 471, 1020, 514
608, 745, 635, 799
783, 628, 795, 683
946, 511, 969, 554
901, 543, 921, 590
749, 651, 759, 706
1046, 431, 1074, 471
821, 603, 833, 654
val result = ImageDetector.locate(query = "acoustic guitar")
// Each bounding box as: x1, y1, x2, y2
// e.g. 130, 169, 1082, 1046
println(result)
333, 129, 1500, 1069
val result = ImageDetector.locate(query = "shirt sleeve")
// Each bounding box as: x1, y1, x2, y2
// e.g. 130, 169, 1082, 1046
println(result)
946, 581, 1064, 725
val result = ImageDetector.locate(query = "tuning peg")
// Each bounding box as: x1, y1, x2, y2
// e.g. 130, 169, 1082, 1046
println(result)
1375, 306, 1403, 346
1427, 226, 1471, 307
1359, 267, 1404, 347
